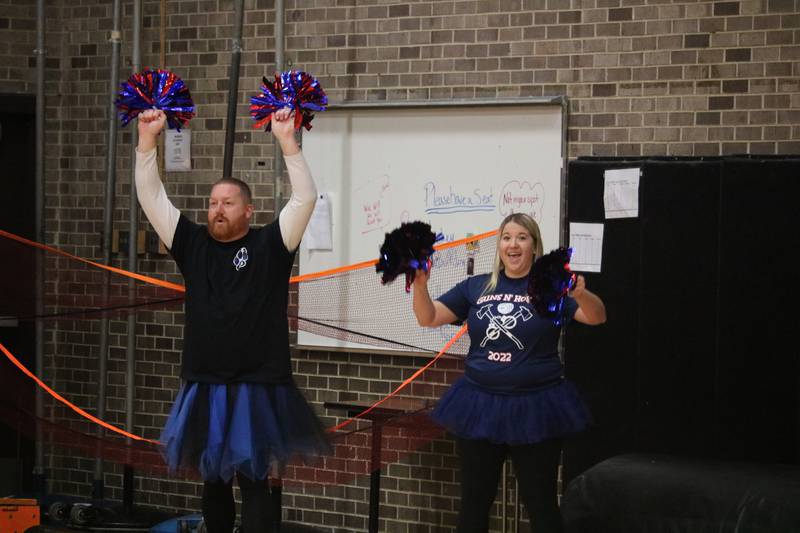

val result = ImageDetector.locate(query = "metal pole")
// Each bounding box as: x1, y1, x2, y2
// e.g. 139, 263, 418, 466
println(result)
368, 422, 382, 533
502, 460, 508, 533
123, 0, 142, 515
127, 0, 141, 436
513, 475, 520, 533
222, 0, 245, 178
269, 11, 287, 528
559, 96, 569, 248
93, 0, 123, 500
273, 0, 285, 219
33, 0, 46, 495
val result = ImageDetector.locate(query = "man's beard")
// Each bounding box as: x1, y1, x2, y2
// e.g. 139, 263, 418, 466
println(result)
208, 218, 246, 242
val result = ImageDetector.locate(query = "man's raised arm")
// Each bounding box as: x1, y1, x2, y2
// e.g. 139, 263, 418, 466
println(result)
135, 109, 180, 249
273, 109, 317, 253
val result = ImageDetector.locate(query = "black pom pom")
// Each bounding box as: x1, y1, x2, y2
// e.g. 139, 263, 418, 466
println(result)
528, 247, 576, 325
376, 221, 442, 292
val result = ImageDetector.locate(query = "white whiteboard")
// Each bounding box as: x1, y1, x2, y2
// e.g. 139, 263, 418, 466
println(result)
298, 100, 566, 352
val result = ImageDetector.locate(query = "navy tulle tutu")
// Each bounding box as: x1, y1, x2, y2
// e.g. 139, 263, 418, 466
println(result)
431, 377, 592, 445
160, 382, 331, 482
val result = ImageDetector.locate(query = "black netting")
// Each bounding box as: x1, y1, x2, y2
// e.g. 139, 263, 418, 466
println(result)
0, 229, 500, 484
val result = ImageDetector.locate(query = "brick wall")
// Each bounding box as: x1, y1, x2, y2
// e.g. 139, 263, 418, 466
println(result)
1, 0, 798, 531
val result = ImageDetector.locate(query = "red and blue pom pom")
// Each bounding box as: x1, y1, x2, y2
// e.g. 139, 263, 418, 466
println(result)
115, 69, 195, 130
250, 71, 328, 131
376, 221, 445, 293
528, 247, 577, 326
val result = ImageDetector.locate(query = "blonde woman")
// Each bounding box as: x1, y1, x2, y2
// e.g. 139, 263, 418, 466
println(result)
413, 213, 606, 533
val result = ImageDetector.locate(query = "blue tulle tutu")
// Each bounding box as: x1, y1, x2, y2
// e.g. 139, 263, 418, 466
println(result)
160, 382, 331, 482
431, 377, 592, 445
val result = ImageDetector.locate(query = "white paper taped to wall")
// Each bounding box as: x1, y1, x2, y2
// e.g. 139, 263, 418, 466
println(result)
569, 222, 604, 273
165, 129, 191, 172
304, 192, 333, 251
604, 167, 640, 219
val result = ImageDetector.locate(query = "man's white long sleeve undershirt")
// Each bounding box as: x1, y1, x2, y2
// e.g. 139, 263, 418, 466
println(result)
134, 147, 317, 251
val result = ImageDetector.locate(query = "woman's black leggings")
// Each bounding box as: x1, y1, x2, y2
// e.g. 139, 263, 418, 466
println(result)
201, 472, 271, 533
455, 436, 563, 533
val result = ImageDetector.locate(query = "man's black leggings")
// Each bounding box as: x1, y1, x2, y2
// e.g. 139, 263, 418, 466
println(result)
455, 436, 563, 533
202, 472, 271, 533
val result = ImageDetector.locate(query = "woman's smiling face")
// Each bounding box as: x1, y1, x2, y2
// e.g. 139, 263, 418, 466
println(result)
499, 221, 535, 278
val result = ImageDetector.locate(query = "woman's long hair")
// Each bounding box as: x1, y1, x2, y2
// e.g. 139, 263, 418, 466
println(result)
483, 213, 544, 294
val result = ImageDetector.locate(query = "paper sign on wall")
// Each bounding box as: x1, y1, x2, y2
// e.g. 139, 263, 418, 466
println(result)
304, 193, 333, 251
165, 129, 191, 172
604, 167, 640, 218
569, 222, 604, 273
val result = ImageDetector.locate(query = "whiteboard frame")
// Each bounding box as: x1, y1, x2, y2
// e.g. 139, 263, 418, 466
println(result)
295, 97, 569, 354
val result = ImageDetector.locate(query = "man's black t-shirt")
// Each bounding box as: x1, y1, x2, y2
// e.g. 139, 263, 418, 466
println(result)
170, 214, 296, 384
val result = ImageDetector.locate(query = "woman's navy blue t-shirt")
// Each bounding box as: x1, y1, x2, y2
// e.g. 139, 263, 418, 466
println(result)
437, 271, 577, 392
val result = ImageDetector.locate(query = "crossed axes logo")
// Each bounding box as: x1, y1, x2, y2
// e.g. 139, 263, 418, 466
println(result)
478, 303, 533, 349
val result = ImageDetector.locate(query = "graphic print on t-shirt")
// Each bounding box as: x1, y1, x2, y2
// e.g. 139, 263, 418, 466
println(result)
436, 274, 575, 389
233, 246, 249, 271
478, 300, 533, 349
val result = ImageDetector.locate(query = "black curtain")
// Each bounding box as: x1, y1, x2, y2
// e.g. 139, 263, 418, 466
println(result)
562, 156, 800, 485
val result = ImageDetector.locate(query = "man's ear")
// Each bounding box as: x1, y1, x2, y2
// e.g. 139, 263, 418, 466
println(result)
245, 204, 255, 220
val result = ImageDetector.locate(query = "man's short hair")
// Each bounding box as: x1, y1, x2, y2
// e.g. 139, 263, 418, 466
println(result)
212, 177, 252, 204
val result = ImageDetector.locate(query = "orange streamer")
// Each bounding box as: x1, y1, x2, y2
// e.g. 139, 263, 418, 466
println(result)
0, 229, 185, 293
1, 227, 497, 287
0, 341, 159, 445
328, 325, 467, 433
289, 229, 497, 283
0, 227, 491, 442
